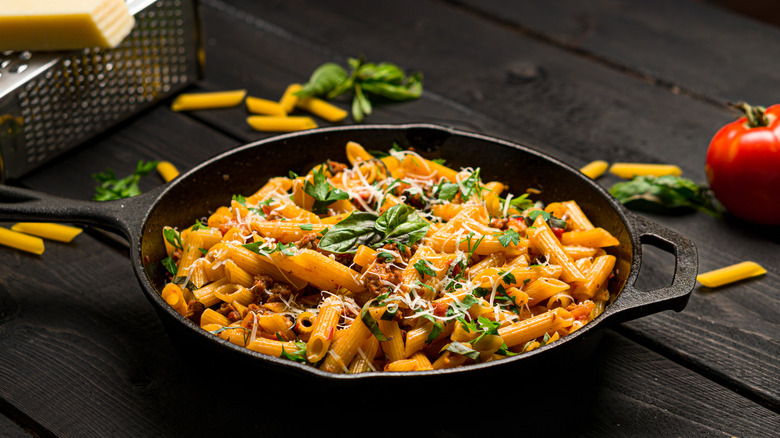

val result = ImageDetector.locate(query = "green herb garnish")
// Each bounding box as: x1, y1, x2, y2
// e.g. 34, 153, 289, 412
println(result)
495, 229, 520, 247
304, 167, 350, 214
296, 57, 423, 122
413, 259, 437, 278
609, 175, 721, 217
92, 160, 158, 201
161, 255, 178, 276
318, 204, 429, 254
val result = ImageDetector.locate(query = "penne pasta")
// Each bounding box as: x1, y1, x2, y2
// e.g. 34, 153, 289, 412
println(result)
696, 261, 766, 288
155, 140, 621, 374
246, 115, 318, 132
609, 162, 682, 179
11, 222, 82, 243
156, 161, 180, 182
580, 160, 609, 179
245, 96, 287, 116
278, 83, 302, 114
296, 97, 348, 122
170, 89, 247, 111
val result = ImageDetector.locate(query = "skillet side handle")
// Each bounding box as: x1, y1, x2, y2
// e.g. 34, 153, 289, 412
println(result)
603, 214, 698, 325
0, 183, 156, 241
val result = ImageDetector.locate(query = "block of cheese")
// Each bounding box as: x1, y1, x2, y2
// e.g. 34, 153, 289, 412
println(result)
0, 0, 135, 51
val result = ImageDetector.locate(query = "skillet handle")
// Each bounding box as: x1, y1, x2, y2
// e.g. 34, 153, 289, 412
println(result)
0, 183, 159, 241
602, 213, 698, 325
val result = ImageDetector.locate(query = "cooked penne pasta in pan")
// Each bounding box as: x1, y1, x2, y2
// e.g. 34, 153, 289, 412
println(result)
156, 141, 620, 373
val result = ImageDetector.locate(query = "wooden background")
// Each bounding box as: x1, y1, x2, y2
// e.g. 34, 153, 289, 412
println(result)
0, 0, 778, 436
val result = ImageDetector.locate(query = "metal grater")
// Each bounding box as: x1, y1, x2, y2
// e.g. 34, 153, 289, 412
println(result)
0, 0, 203, 181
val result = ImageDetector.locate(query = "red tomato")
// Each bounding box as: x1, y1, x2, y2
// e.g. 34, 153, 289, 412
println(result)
705, 103, 780, 225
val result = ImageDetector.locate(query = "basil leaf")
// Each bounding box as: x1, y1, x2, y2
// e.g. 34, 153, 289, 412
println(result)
360, 74, 423, 101
375, 204, 429, 246
317, 211, 382, 253
296, 62, 348, 98
351, 82, 372, 123
609, 175, 721, 217
441, 341, 480, 360
427, 321, 443, 344
434, 181, 460, 201
163, 228, 183, 250
413, 259, 437, 278
318, 204, 430, 254
360, 302, 390, 342
358, 62, 405, 84
161, 255, 178, 276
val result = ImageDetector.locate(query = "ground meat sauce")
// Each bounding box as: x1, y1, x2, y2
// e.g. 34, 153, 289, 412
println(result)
364, 260, 403, 297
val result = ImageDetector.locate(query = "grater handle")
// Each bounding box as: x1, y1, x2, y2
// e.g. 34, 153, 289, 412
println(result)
0, 183, 158, 241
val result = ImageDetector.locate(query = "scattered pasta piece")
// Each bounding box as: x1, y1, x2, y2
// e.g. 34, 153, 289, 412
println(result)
278, 83, 302, 114
296, 97, 348, 122
246, 115, 318, 132
609, 162, 682, 179
156, 161, 179, 182
697, 261, 766, 288
10, 223, 82, 243
580, 160, 609, 179
0, 227, 44, 254
246, 96, 287, 116
170, 89, 247, 112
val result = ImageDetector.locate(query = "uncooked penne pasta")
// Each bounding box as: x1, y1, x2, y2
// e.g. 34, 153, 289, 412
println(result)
697, 261, 766, 288
278, 83, 302, 114
246, 96, 287, 116
246, 115, 318, 132
609, 162, 682, 179
296, 97, 348, 122
156, 161, 180, 182
580, 160, 609, 179
170, 89, 247, 111
11, 222, 82, 242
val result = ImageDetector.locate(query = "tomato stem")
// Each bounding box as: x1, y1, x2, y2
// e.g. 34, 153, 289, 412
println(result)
731, 102, 769, 128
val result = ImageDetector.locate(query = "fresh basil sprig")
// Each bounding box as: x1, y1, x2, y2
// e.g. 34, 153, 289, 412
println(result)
609, 175, 721, 217
318, 204, 429, 254
296, 57, 423, 122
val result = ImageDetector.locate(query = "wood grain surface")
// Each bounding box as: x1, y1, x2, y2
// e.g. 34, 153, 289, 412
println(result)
0, 0, 778, 436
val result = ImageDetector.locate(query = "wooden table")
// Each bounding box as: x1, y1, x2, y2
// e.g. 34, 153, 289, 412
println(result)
1, 1, 778, 436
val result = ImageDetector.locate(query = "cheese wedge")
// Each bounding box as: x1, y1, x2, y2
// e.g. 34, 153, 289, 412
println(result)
0, 0, 135, 51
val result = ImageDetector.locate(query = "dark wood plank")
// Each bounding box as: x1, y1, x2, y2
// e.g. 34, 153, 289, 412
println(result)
1, 235, 776, 438
1, 1, 777, 436
205, 0, 780, 410
0, 412, 33, 438
452, 0, 780, 107
18, 105, 241, 199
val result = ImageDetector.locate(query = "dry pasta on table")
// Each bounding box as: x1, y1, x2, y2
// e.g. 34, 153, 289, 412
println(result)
155, 141, 620, 373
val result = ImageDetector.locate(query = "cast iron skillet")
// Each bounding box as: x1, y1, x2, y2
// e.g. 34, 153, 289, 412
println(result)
0, 124, 697, 386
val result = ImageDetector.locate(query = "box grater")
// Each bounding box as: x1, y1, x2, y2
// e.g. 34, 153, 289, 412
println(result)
0, 0, 204, 181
